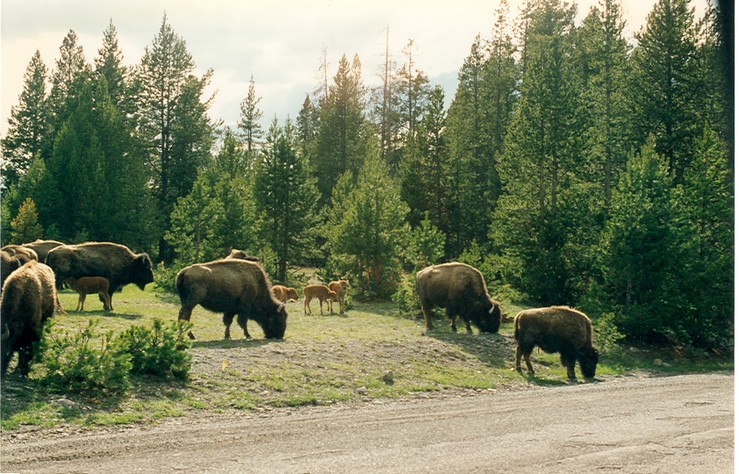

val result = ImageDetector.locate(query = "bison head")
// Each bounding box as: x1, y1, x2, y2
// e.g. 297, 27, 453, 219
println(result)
475, 301, 502, 333
262, 302, 288, 339
132, 253, 155, 290
579, 347, 600, 379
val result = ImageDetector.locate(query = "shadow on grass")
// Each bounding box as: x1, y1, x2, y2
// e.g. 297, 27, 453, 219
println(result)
425, 323, 513, 369
191, 338, 276, 350
63, 310, 143, 320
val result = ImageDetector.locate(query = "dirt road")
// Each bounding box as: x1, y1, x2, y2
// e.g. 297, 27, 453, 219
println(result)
1, 372, 732, 473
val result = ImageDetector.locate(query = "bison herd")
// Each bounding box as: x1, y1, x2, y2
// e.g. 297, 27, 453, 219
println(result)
0, 240, 599, 381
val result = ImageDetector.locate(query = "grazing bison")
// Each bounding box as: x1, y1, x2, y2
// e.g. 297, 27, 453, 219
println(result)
1, 260, 57, 377
303, 285, 337, 315
327, 280, 350, 314
272, 285, 299, 303
21, 239, 64, 263
65, 276, 113, 311
415, 262, 502, 334
176, 259, 288, 340
45, 242, 154, 307
514, 306, 600, 381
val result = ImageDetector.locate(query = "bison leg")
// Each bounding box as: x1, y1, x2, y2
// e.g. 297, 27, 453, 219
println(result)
16, 344, 33, 376
420, 303, 434, 333
463, 318, 473, 334
222, 312, 237, 339
560, 353, 577, 381
178, 306, 196, 339
319, 299, 325, 315
1, 348, 12, 378
100, 291, 113, 311
304, 297, 311, 315
77, 294, 85, 311
237, 313, 251, 339
515, 345, 535, 376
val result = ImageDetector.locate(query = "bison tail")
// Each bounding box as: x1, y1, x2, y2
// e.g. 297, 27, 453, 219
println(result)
513, 313, 521, 342
175, 270, 188, 301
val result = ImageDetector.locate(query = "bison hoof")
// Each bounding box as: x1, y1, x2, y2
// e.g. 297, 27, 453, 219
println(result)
187, 330, 196, 340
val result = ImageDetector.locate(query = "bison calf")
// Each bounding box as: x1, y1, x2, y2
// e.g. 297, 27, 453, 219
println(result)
303, 285, 337, 315
415, 262, 501, 334
65, 276, 113, 311
176, 259, 288, 340
327, 280, 349, 314
1, 260, 57, 377
272, 285, 299, 303
514, 306, 600, 381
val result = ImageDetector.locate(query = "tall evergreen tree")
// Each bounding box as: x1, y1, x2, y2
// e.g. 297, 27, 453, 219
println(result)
237, 76, 264, 154
1, 51, 49, 191
254, 119, 320, 281
630, 0, 700, 181
135, 15, 215, 260
491, 0, 580, 302
312, 54, 369, 205
325, 150, 409, 298
94, 20, 128, 109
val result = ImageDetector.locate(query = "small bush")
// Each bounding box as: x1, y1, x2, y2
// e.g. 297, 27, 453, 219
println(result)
38, 320, 132, 397
593, 312, 625, 357
116, 319, 192, 381
393, 273, 420, 317
153, 261, 181, 293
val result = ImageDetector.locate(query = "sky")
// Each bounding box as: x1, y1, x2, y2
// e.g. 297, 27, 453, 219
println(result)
1, 0, 711, 136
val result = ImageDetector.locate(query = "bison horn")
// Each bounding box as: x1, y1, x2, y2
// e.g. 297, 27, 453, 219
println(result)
1, 324, 9, 341
489, 305, 496, 314
278, 302, 286, 312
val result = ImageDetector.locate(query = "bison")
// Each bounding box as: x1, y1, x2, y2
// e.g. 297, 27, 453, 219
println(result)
1, 245, 38, 288
20, 239, 64, 263
65, 276, 113, 311
514, 306, 600, 381
303, 285, 337, 315
272, 284, 299, 303
1, 260, 57, 377
415, 262, 502, 334
45, 242, 154, 307
176, 259, 288, 340
225, 249, 260, 262
327, 280, 350, 314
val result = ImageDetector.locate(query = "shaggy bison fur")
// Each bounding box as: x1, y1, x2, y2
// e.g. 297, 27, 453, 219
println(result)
176, 259, 288, 340
45, 242, 154, 307
1, 260, 57, 377
514, 306, 600, 380
415, 262, 502, 334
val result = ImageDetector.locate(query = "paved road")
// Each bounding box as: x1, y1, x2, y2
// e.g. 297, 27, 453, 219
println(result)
1, 372, 733, 473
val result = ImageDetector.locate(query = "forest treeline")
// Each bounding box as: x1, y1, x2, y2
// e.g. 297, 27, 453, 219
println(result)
1, 0, 732, 348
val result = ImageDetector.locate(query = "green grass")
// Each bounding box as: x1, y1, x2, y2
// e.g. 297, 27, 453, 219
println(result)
0, 284, 732, 431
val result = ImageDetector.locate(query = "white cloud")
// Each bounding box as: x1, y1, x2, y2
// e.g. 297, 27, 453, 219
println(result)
1, 0, 710, 136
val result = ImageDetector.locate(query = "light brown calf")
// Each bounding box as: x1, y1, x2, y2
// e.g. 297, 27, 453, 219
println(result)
65, 276, 113, 311
303, 285, 337, 315
272, 285, 299, 303
327, 279, 349, 314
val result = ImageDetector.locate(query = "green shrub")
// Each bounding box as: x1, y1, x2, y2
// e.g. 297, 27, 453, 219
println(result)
38, 320, 132, 397
393, 273, 420, 317
116, 319, 192, 380
153, 261, 182, 293
592, 312, 625, 357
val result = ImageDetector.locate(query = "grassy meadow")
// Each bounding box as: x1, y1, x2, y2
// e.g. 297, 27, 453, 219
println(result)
0, 283, 732, 431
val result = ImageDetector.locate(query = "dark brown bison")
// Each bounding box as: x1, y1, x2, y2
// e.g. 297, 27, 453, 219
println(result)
1, 260, 57, 377
176, 259, 288, 340
45, 242, 154, 307
225, 249, 260, 262
20, 239, 64, 262
514, 306, 600, 381
415, 262, 502, 334
1, 245, 38, 288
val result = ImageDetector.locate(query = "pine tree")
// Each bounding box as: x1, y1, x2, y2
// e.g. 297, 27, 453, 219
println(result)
598, 138, 683, 341
237, 76, 264, 154
491, 0, 580, 302
94, 20, 128, 109
135, 14, 215, 261
325, 150, 409, 298
1, 51, 49, 190
10, 198, 43, 244
631, 0, 700, 181
312, 54, 369, 205
254, 119, 321, 281
576, 0, 630, 211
